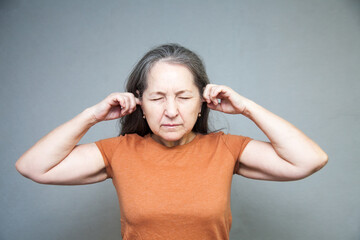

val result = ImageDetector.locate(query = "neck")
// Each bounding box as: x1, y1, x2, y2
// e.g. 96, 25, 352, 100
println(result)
151, 132, 197, 147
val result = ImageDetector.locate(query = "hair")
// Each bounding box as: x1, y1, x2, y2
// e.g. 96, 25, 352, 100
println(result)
118, 43, 212, 136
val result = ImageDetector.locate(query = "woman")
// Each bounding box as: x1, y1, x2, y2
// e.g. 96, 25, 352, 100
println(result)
15, 43, 328, 240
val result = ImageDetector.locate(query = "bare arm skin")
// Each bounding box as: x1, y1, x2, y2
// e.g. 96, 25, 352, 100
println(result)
203, 84, 328, 181
15, 93, 140, 185
238, 100, 328, 181
15, 109, 106, 185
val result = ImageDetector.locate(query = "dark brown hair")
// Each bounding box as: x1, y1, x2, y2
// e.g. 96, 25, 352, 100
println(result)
118, 43, 212, 136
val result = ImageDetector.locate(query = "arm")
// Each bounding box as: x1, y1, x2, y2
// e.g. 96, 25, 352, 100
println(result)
15, 92, 140, 185
16, 108, 95, 177
238, 99, 328, 181
203, 84, 328, 181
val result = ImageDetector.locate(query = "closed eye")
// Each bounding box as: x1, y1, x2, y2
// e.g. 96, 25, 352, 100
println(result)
150, 97, 191, 101
151, 98, 163, 101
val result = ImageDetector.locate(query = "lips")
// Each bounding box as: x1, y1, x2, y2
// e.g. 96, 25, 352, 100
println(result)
162, 124, 180, 126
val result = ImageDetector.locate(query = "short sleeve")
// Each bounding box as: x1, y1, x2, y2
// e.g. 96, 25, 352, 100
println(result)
221, 133, 253, 174
95, 136, 123, 179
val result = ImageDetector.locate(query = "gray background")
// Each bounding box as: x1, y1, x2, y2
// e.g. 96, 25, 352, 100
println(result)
1, 0, 359, 239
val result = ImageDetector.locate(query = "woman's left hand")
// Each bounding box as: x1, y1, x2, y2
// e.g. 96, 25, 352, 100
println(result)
202, 84, 249, 115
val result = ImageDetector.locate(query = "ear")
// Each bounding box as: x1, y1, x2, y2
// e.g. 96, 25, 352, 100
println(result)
135, 90, 145, 113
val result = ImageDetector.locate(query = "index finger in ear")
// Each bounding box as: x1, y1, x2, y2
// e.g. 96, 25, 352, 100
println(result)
135, 97, 142, 105
203, 85, 213, 103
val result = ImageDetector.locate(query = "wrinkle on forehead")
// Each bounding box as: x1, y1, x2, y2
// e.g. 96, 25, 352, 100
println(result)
145, 62, 197, 95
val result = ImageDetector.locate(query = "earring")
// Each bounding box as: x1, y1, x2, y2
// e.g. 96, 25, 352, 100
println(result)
198, 113, 201, 117
143, 115, 146, 119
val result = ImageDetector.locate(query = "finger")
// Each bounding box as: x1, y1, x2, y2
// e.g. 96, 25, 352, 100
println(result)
202, 86, 209, 103
207, 101, 222, 112
124, 93, 138, 112
209, 86, 216, 105
203, 84, 214, 103
135, 97, 142, 106
122, 96, 131, 113
210, 86, 221, 105
109, 94, 122, 106
128, 95, 136, 112
110, 95, 124, 111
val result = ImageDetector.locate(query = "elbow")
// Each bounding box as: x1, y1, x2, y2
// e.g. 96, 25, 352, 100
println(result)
305, 153, 329, 177
15, 155, 30, 176
314, 153, 329, 172
15, 160, 46, 184
293, 154, 329, 180
15, 160, 26, 177
15, 160, 32, 180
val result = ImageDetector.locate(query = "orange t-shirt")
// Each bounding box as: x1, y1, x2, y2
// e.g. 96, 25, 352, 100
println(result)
95, 131, 252, 240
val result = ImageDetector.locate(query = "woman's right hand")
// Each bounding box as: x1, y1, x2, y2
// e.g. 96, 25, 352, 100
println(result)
88, 92, 141, 124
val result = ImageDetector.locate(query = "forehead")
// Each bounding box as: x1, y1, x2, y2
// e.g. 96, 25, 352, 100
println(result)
145, 61, 197, 93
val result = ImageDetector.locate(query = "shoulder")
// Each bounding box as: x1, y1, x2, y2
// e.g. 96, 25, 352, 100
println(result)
95, 133, 147, 157
196, 131, 224, 143
201, 131, 251, 143
201, 131, 225, 138
219, 131, 252, 142
198, 131, 248, 146
208, 131, 253, 157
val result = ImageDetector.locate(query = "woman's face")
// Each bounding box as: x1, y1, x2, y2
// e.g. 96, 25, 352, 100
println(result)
141, 61, 203, 146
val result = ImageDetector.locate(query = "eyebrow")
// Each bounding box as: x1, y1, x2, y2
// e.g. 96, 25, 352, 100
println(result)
149, 90, 193, 96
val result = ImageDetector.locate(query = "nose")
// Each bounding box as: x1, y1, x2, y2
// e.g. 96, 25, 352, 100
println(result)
164, 98, 179, 118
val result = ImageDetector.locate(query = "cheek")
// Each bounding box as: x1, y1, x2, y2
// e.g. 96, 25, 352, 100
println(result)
179, 106, 199, 120
143, 104, 163, 121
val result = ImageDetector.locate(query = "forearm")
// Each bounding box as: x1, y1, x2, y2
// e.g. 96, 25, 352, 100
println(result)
243, 99, 328, 169
15, 108, 97, 176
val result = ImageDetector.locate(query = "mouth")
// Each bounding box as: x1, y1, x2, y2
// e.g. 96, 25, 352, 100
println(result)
162, 124, 181, 127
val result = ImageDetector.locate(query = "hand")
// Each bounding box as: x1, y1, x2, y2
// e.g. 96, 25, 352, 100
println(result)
88, 92, 141, 123
202, 84, 249, 115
